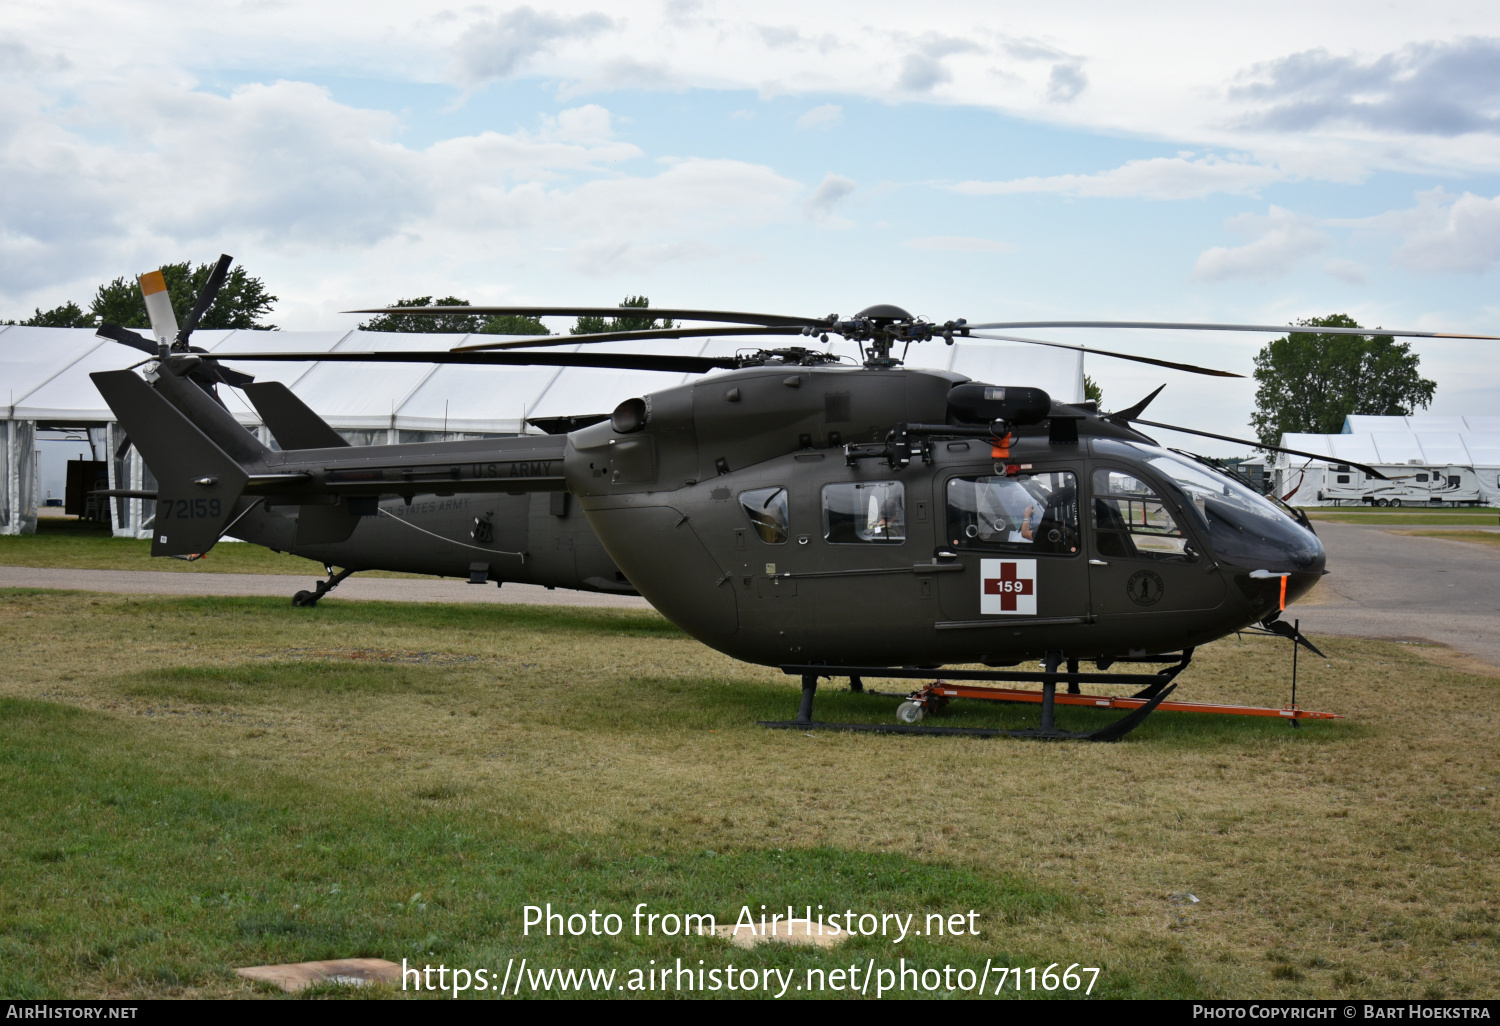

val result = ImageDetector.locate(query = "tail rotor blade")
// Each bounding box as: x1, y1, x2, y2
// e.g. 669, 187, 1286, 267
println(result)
137, 269, 180, 346
176, 254, 233, 348
96, 322, 158, 354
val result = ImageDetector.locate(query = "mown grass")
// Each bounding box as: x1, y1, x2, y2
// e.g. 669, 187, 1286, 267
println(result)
0, 589, 1496, 999
1, 519, 430, 578
1303, 509, 1500, 525
1395, 530, 1500, 549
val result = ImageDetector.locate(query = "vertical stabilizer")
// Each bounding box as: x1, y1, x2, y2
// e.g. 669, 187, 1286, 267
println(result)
91, 370, 249, 556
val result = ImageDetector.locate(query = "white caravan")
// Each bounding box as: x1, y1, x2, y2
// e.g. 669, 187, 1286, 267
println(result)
1318, 463, 1482, 506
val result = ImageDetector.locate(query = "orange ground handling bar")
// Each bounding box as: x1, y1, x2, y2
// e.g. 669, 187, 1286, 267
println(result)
921, 683, 1343, 720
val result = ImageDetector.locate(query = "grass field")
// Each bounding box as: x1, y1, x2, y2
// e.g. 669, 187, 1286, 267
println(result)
1303, 508, 1500, 526
0, 589, 1496, 999
1395, 530, 1500, 549
2, 519, 431, 578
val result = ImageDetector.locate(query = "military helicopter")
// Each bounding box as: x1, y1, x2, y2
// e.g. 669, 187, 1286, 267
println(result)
93, 258, 633, 606
91, 293, 1497, 739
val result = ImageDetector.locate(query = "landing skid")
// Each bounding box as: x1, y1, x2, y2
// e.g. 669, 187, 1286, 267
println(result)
763, 654, 1195, 742
292, 566, 355, 607
763, 651, 1341, 740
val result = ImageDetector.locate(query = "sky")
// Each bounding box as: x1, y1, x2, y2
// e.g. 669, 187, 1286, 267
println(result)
3, 0, 1500, 452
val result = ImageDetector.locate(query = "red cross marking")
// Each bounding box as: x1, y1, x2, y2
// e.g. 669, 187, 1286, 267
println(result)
983, 561, 1035, 611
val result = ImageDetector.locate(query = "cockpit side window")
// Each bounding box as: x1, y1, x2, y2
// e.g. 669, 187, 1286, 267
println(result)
739, 486, 789, 544
1091, 469, 1198, 563
946, 472, 1079, 555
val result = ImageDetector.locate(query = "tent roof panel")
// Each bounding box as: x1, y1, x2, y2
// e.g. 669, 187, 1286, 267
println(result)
1462, 434, 1500, 465
285, 331, 463, 427
1415, 432, 1470, 465
1370, 433, 1424, 463
1329, 434, 1383, 463
207, 328, 351, 389
1343, 415, 1410, 433
1405, 415, 1470, 433
10, 334, 158, 420
1280, 433, 1335, 457
0, 327, 110, 416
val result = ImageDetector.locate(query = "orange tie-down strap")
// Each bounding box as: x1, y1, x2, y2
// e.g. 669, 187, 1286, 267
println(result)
990, 433, 1015, 459
920, 683, 1342, 720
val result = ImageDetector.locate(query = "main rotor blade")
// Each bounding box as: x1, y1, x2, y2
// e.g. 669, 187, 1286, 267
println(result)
177, 253, 233, 346
1130, 417, 1388, 480
966, 332, 1243, 378
345, 305, 829, 329
454, 325, 801, 352
199, 350, 739, 374
96, 323, 157, 354
967, 319, 1500, 341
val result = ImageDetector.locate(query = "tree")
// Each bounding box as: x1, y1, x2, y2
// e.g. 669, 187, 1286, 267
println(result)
1249, 314, 1435, 448
571, 295, 674, 335
90, 260, 278, 330
15, 301, 95, 327
479, 314, 549, 335
1083, 374, 1103, 405
358, 297, 548, 335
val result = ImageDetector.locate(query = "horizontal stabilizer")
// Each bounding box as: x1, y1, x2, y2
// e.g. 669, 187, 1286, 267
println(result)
242, 381, 350, 450
90, 370, 249, 557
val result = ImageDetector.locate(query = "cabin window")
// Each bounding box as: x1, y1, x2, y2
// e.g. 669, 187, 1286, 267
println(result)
739, 487, 789, 544
1336, 474, 1350, 483
1449, 476, 1461, 488
822, 481, 905, 544
1092, 469, 1198, 563
1415, 473, 1429, 483
946, 472, 1079, 555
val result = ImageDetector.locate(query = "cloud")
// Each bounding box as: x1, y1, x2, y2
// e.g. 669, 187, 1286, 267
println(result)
1231, 38, 1500, 136
0, 78, 800, 299
795, 104, 842, 131
1323, 258, 1368, 285
902, 236, 1013, 253
1046, 63, 1087, 103
1378, 188, 1500, 273
451, 7, 613, 86
896, 34, 983, 93
897, 54, 949, 93
1193, 206, 1331, 282
803, 172, 856, 224
952, 155, 1289, 200
535, 104, 616, 143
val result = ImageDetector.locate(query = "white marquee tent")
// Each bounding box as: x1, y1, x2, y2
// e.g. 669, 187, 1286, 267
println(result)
1, 325, 1085, 537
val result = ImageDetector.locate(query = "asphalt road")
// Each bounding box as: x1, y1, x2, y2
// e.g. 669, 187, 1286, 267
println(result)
1291, 522, 1500, 665
3, 521, 1496, 663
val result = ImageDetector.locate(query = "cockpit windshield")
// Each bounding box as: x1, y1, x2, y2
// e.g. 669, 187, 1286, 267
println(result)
1092, 439, 1325, 572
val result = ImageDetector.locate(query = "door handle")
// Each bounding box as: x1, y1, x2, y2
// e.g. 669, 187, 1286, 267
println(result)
1089, 559, 1109, 566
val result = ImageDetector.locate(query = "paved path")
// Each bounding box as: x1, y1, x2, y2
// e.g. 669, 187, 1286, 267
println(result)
3, 522, 1497, 662
1292, 522, 1500, 665
0, 566, 652, 609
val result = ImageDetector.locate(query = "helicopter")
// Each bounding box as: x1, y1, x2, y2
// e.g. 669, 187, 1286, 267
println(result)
90, 290, 1498, 740
92, 258, 634, 606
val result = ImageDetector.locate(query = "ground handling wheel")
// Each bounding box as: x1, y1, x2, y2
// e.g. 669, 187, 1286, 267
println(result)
1389, 497, 1402, 507
291, 590, 319, 607
896, 701, 926, 724
1376, 498, 1389, 507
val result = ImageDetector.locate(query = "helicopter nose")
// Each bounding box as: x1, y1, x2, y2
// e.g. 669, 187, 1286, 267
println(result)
1282, 529, 1326, 605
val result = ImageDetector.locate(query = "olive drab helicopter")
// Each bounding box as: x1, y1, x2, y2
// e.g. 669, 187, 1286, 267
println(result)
90, 278, 1499, 740
92, 258, 633, 605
